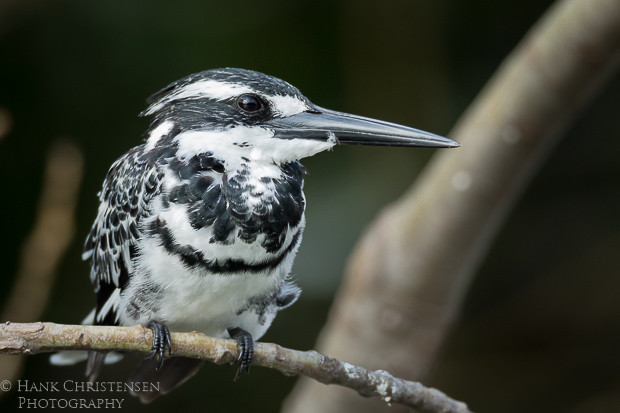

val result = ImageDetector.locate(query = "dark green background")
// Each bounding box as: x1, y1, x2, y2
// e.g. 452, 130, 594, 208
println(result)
1, 1, 619, 412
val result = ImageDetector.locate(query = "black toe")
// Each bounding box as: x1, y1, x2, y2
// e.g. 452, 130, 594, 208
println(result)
227, 327, 254, 381
147, 321, 172, 370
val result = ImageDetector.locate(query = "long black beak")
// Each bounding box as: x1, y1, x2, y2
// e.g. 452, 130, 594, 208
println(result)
267, 106, 459, 148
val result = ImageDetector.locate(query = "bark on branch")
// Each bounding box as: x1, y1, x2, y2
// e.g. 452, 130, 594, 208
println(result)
0, 322, 471, 413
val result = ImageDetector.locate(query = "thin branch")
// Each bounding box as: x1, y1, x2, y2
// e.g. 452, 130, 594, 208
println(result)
0, 322, 471, 413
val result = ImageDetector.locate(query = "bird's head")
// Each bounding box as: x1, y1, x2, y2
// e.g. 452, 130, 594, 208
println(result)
142, 68, 458, 166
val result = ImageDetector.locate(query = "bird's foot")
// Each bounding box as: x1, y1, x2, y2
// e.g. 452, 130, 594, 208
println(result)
146, 321, 172, 370
227, 327, 254, 381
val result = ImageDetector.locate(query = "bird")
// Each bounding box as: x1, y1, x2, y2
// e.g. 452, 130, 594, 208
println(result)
50, 68, 458, 402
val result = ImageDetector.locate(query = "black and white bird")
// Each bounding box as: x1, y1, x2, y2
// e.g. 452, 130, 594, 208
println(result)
51, 68, 458, 402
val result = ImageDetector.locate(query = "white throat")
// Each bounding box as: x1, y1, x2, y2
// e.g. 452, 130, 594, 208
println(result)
172, 126, 335, 168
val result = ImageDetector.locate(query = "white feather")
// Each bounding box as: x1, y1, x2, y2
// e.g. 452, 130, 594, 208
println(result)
144, 80, 254, 116
96, 288, 121, 322
82, 308, 95, 324
145, 120, 174, 151
174, 127, 334, 166
269, 95, 310, 117
49, 351, 123, 366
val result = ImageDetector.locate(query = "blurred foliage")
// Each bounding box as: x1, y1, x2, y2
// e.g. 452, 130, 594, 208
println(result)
1, 0, 619, 412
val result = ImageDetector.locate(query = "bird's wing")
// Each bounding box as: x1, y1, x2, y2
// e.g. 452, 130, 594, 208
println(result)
83, 145, 165, 326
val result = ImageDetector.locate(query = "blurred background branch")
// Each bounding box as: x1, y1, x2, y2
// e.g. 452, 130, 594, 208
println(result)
0, 141, 83, 397
0, 107, 12, 141
284, 0, 620, 411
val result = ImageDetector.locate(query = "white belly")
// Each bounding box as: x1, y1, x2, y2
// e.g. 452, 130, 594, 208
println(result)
119, 229, 300, 340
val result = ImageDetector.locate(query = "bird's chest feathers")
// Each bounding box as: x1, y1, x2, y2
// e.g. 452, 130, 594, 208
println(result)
130, 156, 306, 334
154, 155, 306, 260
222, 161, 306, 247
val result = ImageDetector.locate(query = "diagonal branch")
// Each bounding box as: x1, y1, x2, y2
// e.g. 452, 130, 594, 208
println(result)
285, 0, 620, 411
0, 322, 471, 413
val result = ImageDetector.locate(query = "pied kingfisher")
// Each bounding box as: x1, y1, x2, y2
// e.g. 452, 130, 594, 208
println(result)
51, 68, 457, 402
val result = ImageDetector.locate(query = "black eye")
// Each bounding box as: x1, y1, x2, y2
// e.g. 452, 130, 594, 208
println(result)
237, 94, 262, 112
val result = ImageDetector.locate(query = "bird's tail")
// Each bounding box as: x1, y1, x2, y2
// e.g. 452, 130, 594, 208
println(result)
127, 357, 204, 403
49, 309, 123, 378
49, 309, 202, 402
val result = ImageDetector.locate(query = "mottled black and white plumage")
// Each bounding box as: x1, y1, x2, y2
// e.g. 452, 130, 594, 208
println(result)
51, 68, 457, 402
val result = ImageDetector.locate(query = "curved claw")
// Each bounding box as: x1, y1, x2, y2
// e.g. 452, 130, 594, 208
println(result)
146, 321, 172, 370
227, 327, 254, 381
